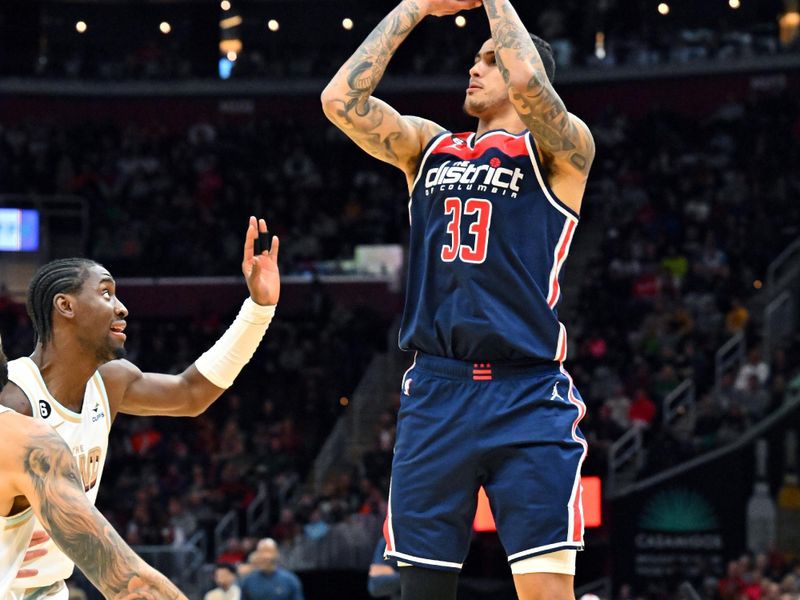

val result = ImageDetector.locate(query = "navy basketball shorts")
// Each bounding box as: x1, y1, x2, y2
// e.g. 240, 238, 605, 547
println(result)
384, 353, 588, 572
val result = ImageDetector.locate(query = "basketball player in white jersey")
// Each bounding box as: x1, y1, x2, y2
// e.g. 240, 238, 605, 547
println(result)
0, 217, 280, 599
0, 336, 186, 599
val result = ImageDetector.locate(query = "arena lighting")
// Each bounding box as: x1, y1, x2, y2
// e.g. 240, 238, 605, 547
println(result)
473, 477, 603, 532
342, 17, 354, 30
658, 2, 670, 15
227, 50, 237, 61
595, 31, 606, 59
779, 10, 800, 45
219, 38, 242, 53
268, 19, 280, 32
729, 0, 741, 8
220, 0, 231, 10
784, 11, 800, 26
159, 21, 171, 34
455, 15, 467, 27
75, 20, 87, 33
220, 15, 243, 29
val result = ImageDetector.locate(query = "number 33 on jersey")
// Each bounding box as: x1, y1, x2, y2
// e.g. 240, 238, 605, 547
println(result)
400, 129, 579, 363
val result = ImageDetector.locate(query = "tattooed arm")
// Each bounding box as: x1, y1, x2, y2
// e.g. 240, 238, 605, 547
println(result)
321, 0, 479, 186
482, 0, 594, 209
2, 412, 187, 600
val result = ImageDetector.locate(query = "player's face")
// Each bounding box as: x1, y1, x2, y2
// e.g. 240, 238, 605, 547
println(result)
72, 266, 129, 363
464, 39, 510, 118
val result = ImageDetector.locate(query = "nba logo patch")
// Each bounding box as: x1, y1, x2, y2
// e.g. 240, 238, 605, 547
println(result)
403, 378, 413, 396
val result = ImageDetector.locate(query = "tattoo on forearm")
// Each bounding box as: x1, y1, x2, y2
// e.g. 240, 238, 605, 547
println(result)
324, 0, 443, 171
23, 434, 184, 600
340, 1, 421, 118
483, 0, 594, 174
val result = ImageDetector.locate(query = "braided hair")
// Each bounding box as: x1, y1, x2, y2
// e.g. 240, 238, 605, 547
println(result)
27, 258, 100, 346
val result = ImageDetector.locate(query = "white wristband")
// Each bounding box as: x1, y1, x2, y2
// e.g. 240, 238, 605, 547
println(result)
195, 298, 276, 389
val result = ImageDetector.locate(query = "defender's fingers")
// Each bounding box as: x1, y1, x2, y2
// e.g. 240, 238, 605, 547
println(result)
243, 216, 258, 262
257, 219, 271, 255
269, 235, 280, 259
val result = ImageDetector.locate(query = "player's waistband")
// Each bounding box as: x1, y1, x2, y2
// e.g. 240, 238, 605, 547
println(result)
413, 353, 558, 381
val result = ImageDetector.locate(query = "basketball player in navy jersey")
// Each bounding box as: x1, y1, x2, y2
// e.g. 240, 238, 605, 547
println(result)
322, 1, 595, 599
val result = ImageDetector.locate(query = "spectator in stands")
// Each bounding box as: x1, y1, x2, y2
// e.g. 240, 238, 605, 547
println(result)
725, 298, 750, 335
240, 538, 304, 600
368, 536, 400, 600
269, 508, 299, 544
166, 496, 198, 545
736, 348, 771, 391
736, 375, 772, 421
629, 388, 657, 427
205, 564, 241, 600
605, 385, 632, 430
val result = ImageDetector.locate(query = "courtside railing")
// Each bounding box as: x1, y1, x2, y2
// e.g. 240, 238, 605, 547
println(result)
764, 290, 795, 362
134, 530, 206, 596
715, 331, 746, 396
662, 379, 695, 427
766, 238, 800, 295
245, 482, 270, 536
213, 510, 239, 561
607, 424, 644, 491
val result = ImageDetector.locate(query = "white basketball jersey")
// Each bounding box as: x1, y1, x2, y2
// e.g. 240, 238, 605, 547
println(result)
0, 406, 37, 599
7, 357, 112, 592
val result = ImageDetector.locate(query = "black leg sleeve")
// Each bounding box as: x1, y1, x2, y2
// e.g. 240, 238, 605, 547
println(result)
400, 567, 459, 600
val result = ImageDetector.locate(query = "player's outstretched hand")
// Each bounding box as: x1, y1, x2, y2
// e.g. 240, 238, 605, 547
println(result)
242, 216, 280, 307
15, 530, 50, 579
420, 0, 482, 18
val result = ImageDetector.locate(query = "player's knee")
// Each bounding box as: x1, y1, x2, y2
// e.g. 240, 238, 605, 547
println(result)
512, 551, 576, 600
399, 566, 458, 600
512, 572, 575, 600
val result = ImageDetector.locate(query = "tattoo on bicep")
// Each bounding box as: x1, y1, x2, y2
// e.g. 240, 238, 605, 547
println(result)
24, 435, 182, 599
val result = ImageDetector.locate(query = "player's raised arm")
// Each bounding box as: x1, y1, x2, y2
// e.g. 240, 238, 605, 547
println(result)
2, 413, 187, 600
102, 217, 279, 418
482, 0, 595, 183
321, 0, 479, 182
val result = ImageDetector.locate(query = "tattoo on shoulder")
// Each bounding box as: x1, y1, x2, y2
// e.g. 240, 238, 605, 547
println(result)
23, 433, 182, 599
484, 0, 594, 176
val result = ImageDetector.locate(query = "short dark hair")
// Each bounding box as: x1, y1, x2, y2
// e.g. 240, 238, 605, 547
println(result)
530, 33, 556, 84
27, 258, 100, 346
215, 563, 236, 574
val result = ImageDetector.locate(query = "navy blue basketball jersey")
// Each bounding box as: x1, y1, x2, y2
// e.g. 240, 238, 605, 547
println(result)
398, 129, 579, 362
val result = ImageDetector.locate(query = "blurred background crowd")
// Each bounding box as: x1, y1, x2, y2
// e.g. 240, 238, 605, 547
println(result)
2, 0, 800, 598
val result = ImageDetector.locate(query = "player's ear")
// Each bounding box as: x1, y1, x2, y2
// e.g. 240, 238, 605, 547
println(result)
53, 293, 76, 320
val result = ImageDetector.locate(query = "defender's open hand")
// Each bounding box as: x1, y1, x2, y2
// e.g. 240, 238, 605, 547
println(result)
242, 216, 280, 307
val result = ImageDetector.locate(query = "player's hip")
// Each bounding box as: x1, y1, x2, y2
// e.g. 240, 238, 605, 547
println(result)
397, 353, 587, 452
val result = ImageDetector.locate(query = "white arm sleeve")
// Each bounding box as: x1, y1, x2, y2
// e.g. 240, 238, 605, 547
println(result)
195, 298, 275, 389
